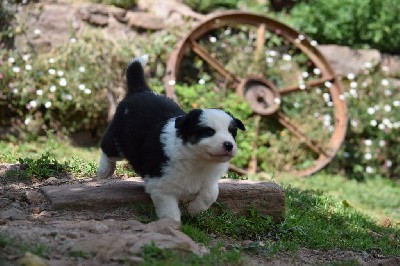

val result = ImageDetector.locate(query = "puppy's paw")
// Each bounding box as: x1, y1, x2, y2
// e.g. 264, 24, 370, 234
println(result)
187, 201, 209, 216
97, 164, 115, 179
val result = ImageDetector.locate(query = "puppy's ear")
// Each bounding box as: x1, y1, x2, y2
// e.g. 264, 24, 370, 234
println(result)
175, 109, 202, 129
234, 117, 246, 131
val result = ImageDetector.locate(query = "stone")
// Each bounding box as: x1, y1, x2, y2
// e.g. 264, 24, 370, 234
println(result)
317, 44, 382, 76
125, 11, 166, 30
18, 252, 48, 266
381, 54, 400, 78
130, 218, 207, 256
25, 190, 45, 205
88, 222, 109, 234
0, 207, 26, 220
41, 178, 285, 222
0, 198, 12, 209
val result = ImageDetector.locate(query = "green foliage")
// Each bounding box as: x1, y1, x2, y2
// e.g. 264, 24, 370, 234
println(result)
0, 0, 16, 47
16, 152, 69, 180
181, 224, 212, 245
183, 0, 238, 13
328, 72, 400, 180
288, 0, 400, 53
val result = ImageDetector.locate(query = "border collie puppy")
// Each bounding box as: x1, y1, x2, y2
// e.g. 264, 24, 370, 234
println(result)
98, 55, 245, 222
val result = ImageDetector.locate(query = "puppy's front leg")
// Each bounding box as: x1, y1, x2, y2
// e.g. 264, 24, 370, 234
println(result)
187, 182, 219, 215
149, 191, 181, 222
97, 151, 118, 179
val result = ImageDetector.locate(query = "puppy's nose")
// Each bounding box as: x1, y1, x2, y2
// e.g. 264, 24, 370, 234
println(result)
223, 141, 233, 152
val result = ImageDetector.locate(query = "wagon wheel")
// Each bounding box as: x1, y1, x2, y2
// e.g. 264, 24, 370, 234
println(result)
164, 11, 347, 177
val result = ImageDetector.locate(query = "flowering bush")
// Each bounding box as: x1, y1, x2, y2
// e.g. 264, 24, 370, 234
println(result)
0, 32, 131, 135
329, 71, 400, 180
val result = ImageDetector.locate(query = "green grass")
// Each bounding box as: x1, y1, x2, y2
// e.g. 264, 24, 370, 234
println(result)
276, 173, 400, 222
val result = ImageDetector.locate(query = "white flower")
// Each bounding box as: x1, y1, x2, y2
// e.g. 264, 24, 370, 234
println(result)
366, 166, 374, 174
351, 120, 358, 128
313, 68, 321, 75
274, 98, 281, 104
338, 94, 345, 100
322, 92, 330, 100
364, 139, 372, 146
381, 79, 389, 86
34, 29, 41, 35
362, 81, 369, 88
266, 57, 274, 64
12, 66, 20, 73
367, 107, 375, 115
293, 102, 300, 108
209, 36, 217, 43
298, 34, 305, 40
394, 122, 400, 129
44, 101, 52, 108
24, 117, 31, 125
70, 38, 77, 43
346, 73, 355, 80
25, 64, 32, 71
22, 54, 30, 61
8, 57, 15, 63
198, 79, 205, 85
324, 81, 332, 88
29, 100, 37, 108
49, 85, 57, 92
350, 81, 358, 88
13, 88, 18, 94
310, 40, 318, 46
379, 140, 386, 147
363, 62, 372, 69
36, 89, 43, 96
393, 100, 400, 107
168, 79, 176, 86
384, 89, 392, 96
48, 69, 56, 75
299, 83, 306, 90
78, 84, 85, 90
364, 153, 372, 160
267, 50, 277, 57
78, 66, 86, 73
224, 28, 231, 35
384, 104, 391, 112
370, 120, 377, 127
282, 54, 292, 61
57, 70, 64, 77
48, 58, 55, 64
302, 71, 309, 78
385, 160, 393, 168
59, 78, 67, 86
378, 123, 385, 130
315, 88, 322, 94
349, 89, 358, 98
327, 102, 333, 107
65, 94, 73, 100
84, 88, 91, 94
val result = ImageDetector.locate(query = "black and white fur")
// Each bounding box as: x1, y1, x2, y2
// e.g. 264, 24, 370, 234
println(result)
98, 55, 245, 222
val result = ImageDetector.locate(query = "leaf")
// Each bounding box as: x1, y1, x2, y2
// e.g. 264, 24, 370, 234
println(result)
342, 200, 352, 208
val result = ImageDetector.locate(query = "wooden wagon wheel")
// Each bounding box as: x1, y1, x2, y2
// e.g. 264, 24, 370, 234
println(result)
164, 11, 347, 177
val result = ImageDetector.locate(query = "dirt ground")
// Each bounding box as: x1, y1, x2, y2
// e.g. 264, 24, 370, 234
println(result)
1, 163, 399, 265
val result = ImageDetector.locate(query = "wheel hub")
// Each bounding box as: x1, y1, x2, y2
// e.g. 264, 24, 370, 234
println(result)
237, 77, 281, 115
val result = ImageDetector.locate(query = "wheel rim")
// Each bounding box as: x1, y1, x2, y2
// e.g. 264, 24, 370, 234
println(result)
165, 11, 348, 177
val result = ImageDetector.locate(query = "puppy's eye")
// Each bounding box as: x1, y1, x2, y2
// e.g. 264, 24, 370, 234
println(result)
201, 127, 215, 136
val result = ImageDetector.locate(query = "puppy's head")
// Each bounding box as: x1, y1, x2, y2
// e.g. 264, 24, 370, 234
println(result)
175, 109, 245, 162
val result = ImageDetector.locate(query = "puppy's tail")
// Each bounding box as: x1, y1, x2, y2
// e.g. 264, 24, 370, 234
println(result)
126, 54, 150, 95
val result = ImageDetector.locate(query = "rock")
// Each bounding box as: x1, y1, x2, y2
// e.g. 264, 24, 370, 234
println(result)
41, 178, 285, 222
130, 218, 207, 256
125, 11, 166, 30
381, 54, 400, 78
44, 177, 58, 184
25, 190, 45, 205
0, 207, 26, 220
88, 222, 109, 234
18, 252, 48, 266
318, 44, 382, 76
0, 198, 12, 209
126, 256, 144, 265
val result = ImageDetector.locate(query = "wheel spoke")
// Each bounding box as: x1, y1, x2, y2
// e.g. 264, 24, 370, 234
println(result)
280, 76, 335, 95
190, 39, 241, 84
275, 111, 329, 157
229, 164, 248, 175
254, 23, 266, 62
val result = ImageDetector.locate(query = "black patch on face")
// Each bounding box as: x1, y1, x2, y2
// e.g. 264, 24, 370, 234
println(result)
228, 120, 238, 139
175, 109, 216, 144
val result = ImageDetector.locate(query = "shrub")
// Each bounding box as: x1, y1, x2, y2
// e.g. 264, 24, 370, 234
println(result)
288, 0, 400, 54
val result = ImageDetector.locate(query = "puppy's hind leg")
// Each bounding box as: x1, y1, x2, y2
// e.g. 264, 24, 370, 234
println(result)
97, 151, 120, 179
